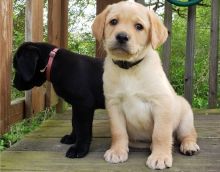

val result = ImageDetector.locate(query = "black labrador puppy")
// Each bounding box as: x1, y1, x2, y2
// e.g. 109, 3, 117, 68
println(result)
13, 42, 105, 158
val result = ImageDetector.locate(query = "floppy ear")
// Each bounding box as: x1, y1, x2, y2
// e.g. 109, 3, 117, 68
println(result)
148, 10, 168, 49
15, 45, 40, 82
92, 5, 111, 42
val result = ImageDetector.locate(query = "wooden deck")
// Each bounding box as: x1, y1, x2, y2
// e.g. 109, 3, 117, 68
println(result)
1, 109, 220, 172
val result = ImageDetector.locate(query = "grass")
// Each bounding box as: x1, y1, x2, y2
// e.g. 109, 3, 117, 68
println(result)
0, 107, 55, 151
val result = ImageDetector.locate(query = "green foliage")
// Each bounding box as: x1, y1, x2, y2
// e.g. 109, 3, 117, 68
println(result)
169, 13, 186, 96
68, 33, 96, 56
13, 0, 25, 53
11, 86, 24, 100
0, 107, 55, 151
168, 1, 213, 108
11, 0, 26, 99
193, 1, 211, 108
67, 0, 96, 56
68, 0, 96, 33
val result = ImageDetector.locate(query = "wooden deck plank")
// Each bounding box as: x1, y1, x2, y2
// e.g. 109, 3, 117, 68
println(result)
1, 110, 220, 172
53, 109, 220, 120
6, 137, 220, 155
24, 125, 220, 139
24, 117, 220, 139
1, 151, 220, 172
7, 138, 111, 153
53, 109, 109, 120
40, 118, 220, 128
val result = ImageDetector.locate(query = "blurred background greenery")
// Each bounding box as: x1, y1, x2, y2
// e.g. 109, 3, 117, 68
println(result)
11, 0, 219, 108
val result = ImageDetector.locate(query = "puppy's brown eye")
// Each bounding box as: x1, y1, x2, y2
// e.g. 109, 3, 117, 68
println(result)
110, 19, 118, 26
135, 23, 143, 31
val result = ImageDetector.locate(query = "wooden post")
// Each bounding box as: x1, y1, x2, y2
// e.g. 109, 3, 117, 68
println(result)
208, 0, 219, 108
56, 0, 68, 112
47, 0, 68, 112
25, 0, 45, 117
60, 1, 68, 49
184, 5, 196, 105
162, 1, 172, 78
0, 0, 13, 135
95, 0, 121, 58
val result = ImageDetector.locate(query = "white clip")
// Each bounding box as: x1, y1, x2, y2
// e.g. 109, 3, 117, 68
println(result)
40, 66, 47, 73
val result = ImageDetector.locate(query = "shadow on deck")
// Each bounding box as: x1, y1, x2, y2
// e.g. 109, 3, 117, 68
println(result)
1, 109, 220, 172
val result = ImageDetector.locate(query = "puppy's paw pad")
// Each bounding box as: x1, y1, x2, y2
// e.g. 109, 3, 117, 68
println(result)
104, 148, 128, 163
180, 141, 200, 156
60, 135, 76, 144
146, 153, 172, 170
66, 144, 89, 158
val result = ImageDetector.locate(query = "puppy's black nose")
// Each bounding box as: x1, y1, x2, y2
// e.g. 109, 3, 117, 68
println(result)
116, 32, 129, 44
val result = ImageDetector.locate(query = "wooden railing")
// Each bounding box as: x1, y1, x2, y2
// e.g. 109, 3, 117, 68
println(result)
0, 0, 68, 135
0, 0, 219, 135
162, 0, 219, 108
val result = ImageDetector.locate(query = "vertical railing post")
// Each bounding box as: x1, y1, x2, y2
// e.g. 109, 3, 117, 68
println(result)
25, 0, 44, 117
162, 1, 172, 78
184, 5, 196, 105
0, 0, 13, 135
47, 0, 68, 113
208, 0, 219, 108
57, 0, 68, 113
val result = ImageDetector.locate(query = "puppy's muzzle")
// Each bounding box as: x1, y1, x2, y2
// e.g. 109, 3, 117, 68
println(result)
116, 32, 129, 44
109, 32, 132, 55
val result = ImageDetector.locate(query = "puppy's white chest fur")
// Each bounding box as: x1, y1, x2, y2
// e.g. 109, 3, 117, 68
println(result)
122, 95, 153, 141
103, 58, 157, 141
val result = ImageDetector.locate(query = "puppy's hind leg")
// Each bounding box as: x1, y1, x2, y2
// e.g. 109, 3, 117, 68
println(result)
176, 97, 200, 156
66, 106, 94, 158
60, 106, 76, 144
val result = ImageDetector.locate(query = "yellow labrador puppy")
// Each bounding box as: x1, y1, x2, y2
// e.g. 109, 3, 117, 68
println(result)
92, 1, 200, 170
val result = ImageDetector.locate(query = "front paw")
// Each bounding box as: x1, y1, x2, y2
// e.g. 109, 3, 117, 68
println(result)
104, 147, 128, 163
146, 153, 172, 170
66, 143, 90, 158
60, 134, 76, 144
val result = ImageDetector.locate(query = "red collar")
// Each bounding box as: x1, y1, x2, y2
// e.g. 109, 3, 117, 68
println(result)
46, 48, 59, 81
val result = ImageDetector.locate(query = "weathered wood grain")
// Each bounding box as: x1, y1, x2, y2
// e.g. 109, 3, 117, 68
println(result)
208, 0, 219, 108
24, 122, 220, 139
1, 110, 220, 172
46, 0, 68, 112
9, 98, 25, 125
7, 137, 220, 155
0, 0, 13, 135
184, 5, 196, 105
52, 109, 220, 121
25, 0, 45, 117
52, 109, 109, 120
1, 150, 220, 172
